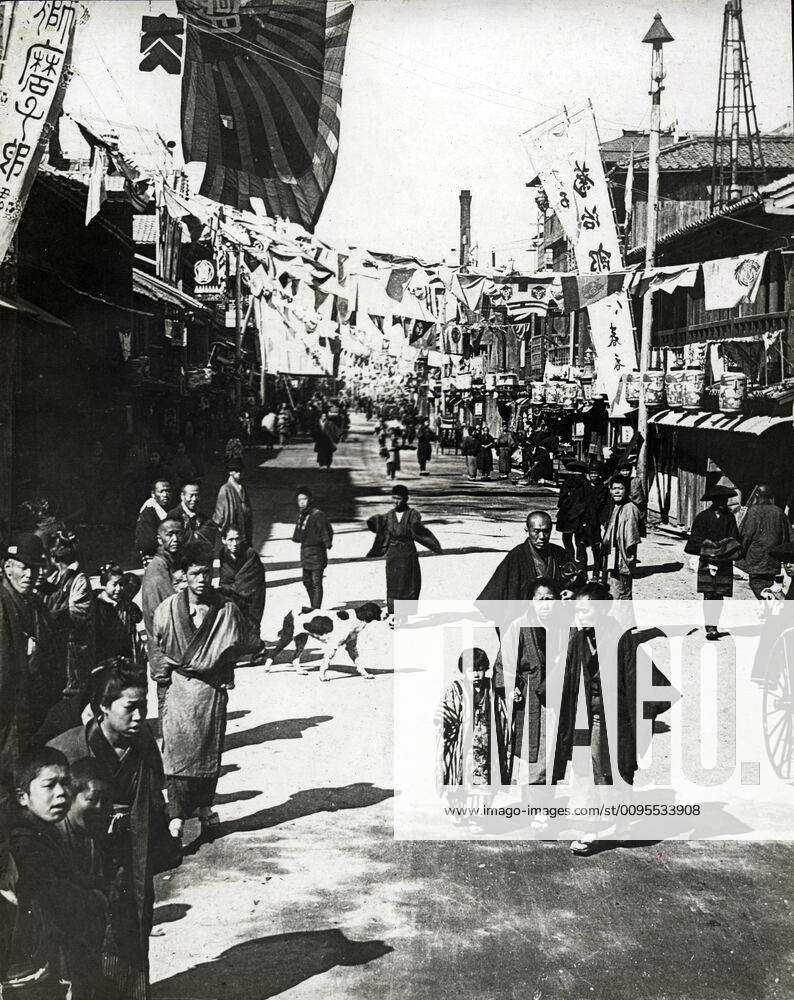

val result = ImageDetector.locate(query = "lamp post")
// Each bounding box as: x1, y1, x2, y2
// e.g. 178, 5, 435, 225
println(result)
636, 12, 673, 492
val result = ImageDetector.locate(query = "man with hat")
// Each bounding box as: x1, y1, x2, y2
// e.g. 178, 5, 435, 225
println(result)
0, 534, 62, 782
556, 461, 590, 566
684, 485, 741, 639
739, 484, 791, 600
602, 475, 642, 600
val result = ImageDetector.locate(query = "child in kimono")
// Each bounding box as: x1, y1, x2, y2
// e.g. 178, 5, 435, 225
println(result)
95, 563, 145, 667
10, 748, 109, 999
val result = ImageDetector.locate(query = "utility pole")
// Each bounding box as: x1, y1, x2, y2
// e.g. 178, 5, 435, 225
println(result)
459, 190, 471, 268
234, 247, 243, 413
636, 13, 673, 492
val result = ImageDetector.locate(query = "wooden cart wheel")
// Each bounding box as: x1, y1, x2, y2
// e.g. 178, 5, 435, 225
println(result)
763, 626, 794, 781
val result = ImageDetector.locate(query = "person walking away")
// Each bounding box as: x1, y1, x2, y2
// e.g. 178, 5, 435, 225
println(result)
739, 484, 791, 599
312, 412, 337, 471
556, 463, 590, 566
152, 542, 246, 843
42, 529, 95, 702
684, 485, 741, 640
496, 423, 515, 480
168, 482, 217, 549
477, 424, 495, 481
95, 564, 145, 667
366, 485, 442, 616
0, 535, 61, 788
385, 427, 402, 481
135, 479, 174, 567
142, 519, 183, 715
478, 511, 569, 602
416, 419, 434, 476
213, 461, 253, 546
293, 489, 333, 609
218, 527, 266, 650
460, 426, 481, 480
49, 657, 181, 1000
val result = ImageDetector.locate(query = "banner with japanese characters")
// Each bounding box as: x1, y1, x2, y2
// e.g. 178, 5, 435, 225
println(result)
522, 105, 637, 404
0, 1, 80, 264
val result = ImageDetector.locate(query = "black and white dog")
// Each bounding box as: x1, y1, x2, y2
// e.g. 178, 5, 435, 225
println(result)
263, 602, 384, 680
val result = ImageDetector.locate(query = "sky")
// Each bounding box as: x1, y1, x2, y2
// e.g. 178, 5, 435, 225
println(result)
63, 0, 793, 267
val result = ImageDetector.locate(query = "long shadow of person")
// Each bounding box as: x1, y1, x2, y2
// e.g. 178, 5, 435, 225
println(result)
224, 716, 333, 752
152, 928, 393, 1000
203, 782, 394, 842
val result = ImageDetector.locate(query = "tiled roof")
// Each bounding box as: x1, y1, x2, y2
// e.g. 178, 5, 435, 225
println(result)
615, 135, 794, 171
133, 214, 191, 245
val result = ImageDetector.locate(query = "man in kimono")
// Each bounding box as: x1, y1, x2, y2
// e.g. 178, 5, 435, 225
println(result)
293, 489, 333, 610
135, 479, 174, 566
142, 519, 183, 712
478, 511, 568, 602
602, 477, 642, 600
213, 461, 253, 547
684, 485, 740, 639
1, 534, 61, 785
167, 482, 217, 548
739, 484, 791, 599
366, 485, 442, 617
218, 526, 266, 650
152, 542, 246, 842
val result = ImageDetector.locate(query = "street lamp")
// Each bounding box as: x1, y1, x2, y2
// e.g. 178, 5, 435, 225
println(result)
636, 12, 673, 492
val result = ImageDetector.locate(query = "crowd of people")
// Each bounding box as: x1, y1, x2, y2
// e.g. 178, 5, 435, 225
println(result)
2, 388, 794, 995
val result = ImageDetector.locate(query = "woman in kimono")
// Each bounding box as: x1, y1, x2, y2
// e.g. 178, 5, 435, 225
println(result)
366, 485, 442, 616
42, 528, 96, 700
684, 485, 741, 639
437, 648, 493, 792
476, 424, 495, 481
95, 564, 145, 667
385, 427, 402, 481
496, 423, 515, 480
218, 526, 266, 651
49, 657, 180, 1000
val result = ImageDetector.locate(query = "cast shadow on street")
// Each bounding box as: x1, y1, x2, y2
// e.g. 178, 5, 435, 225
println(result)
208, 782, 394, 839
152, 927, 393, 1000
224, 716, 333, 753
634, 561, 684, 579
152, 903, 191, 925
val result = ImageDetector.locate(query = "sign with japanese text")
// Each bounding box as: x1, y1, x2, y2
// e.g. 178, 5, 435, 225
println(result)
0, 1, 80, 263
522, 106, 637, 404
193, 235, 227, 301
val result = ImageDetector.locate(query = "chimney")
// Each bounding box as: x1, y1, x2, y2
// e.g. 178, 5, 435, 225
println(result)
459, 189, 471, 268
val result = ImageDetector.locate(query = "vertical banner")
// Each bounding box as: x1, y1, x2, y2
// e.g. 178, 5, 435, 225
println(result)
0, 1, 80, 263
522, 105, 637, 404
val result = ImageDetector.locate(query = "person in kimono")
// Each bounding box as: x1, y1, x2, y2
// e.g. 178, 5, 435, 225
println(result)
496, 423, 515, 480
684, 484, 741, 640
293, 489, 333, 610
1, 534, 61, 784
601, 476, 642, 600
312, 412, 337, 470
415, 420, 434, 476
49, 657, 180, 1000
366, 485, 442, 616
213, 461, 253, 547
385, 427, 402, 481
476, 424, 495, 481
41, 528, 95, 702
152, 542, 246, 843
478, 511, 569, 602
95, 563, 145, 667
556, 462, 591, 566
167, 482, 217, 549
218, 527, 266, 650
142, 519, 183, 717
134, 479, 174, 567
460, 426, 481, 480
436, 647, 493, 790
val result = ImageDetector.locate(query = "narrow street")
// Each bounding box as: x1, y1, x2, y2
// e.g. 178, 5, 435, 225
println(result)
149, 414, 790, 1000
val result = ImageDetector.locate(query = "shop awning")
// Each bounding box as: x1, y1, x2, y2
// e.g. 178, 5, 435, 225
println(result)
0, 294, 72, 329
649, 408, 794, 435
133, 269, 214, 316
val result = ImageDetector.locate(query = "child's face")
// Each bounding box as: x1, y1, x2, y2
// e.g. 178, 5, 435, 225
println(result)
104, 575, 124, 602
18, 765, 71, 823
69, 780, 111, 837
